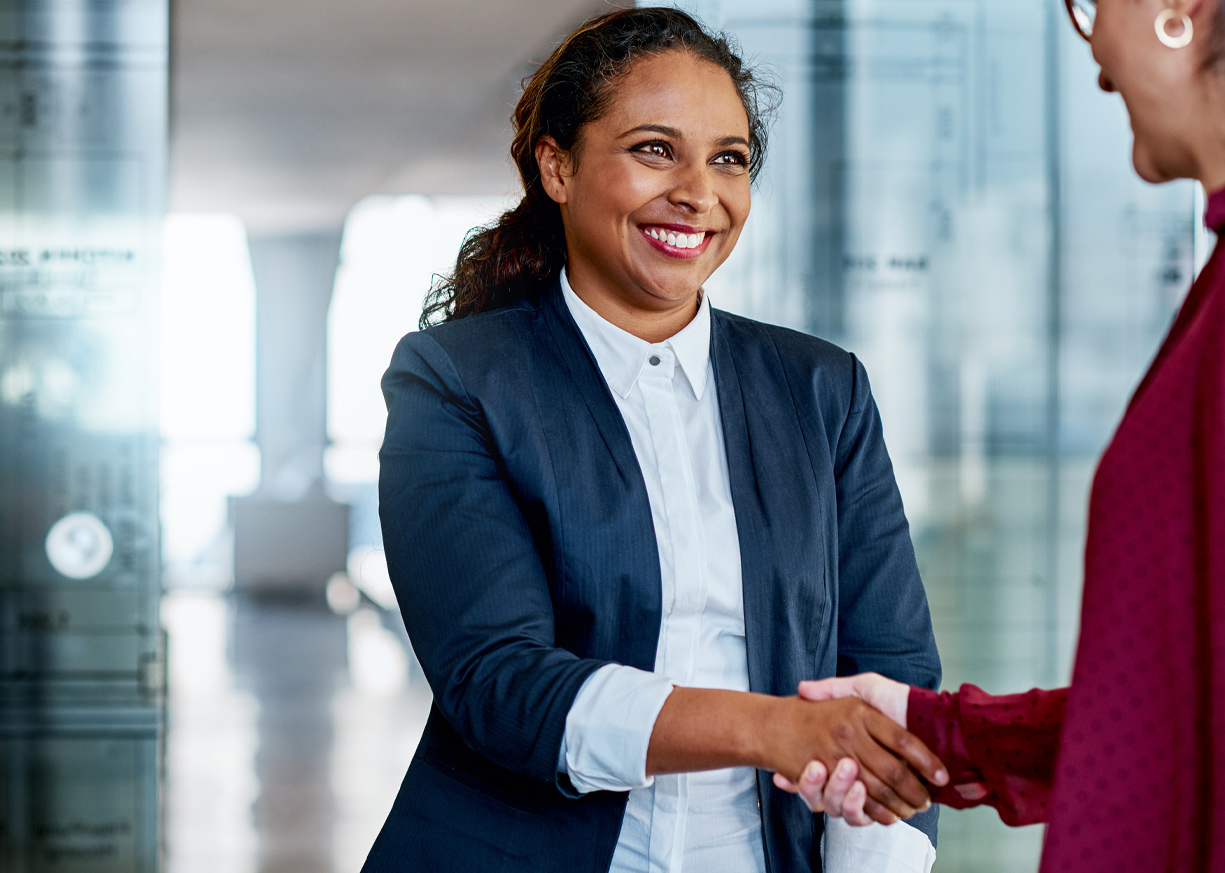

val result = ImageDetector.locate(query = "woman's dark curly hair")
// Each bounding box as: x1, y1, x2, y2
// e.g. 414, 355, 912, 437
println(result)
420, 6, 779, 327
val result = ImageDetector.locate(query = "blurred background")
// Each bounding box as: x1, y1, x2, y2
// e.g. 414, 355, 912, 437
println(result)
0, 0, 1206, 870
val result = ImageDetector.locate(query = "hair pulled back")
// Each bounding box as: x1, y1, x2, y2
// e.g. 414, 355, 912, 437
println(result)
420, 7, 778, 328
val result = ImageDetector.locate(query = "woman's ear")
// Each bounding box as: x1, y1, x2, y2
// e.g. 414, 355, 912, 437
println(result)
536, 136, 572, 205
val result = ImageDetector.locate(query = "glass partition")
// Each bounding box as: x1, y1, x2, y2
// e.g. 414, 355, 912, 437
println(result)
0, 1, 167, 869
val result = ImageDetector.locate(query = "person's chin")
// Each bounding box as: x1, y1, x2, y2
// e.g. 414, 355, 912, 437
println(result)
1131, 140, 1174, 185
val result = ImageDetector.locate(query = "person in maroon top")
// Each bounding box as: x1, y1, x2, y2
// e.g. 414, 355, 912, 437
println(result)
774, 0, 1225, 870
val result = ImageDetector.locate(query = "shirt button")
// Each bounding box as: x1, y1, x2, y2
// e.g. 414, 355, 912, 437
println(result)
648, 355, 661, 366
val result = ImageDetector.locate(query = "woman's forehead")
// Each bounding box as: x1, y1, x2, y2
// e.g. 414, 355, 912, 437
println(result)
598, 51, 750, 139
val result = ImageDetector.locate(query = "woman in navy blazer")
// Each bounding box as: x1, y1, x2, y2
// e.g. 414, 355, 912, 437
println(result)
364, 9, 946, 873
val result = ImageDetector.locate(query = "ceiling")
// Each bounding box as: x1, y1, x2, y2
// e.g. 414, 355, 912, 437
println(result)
169, 0, 624, 236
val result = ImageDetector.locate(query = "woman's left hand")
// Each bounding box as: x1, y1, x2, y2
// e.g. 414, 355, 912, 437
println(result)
773, 757, 873, 825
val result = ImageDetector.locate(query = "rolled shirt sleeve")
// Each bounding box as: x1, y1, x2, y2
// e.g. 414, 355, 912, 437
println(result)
558, 664, 676, 794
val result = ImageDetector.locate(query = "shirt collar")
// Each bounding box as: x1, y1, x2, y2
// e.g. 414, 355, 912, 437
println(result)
560, 269, 712, 400
1207, 186, 1225, 232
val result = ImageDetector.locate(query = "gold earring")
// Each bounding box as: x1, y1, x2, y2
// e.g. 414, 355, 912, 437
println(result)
1155, 8, 1194, 49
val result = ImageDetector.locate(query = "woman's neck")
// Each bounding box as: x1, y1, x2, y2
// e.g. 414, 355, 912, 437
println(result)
1192, 78, 1225, 194
565, 268, 702, 344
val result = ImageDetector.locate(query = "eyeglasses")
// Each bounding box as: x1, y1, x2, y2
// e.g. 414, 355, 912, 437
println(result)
1064, 0, 1095, 41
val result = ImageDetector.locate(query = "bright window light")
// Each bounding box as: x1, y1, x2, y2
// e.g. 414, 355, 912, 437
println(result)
161, 214, 256, 441
326, 195, 512, 484
160, 213, 259, 587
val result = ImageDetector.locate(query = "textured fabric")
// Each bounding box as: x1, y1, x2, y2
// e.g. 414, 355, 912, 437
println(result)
901, 187, 1225, 872
907, 685, 1066, 825
363, 278, 941, 873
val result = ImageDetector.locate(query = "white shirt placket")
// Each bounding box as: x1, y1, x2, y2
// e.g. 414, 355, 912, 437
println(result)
639, 347, 710, 873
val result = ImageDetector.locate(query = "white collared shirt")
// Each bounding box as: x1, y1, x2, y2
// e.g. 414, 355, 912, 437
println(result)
557, 271, 934, 873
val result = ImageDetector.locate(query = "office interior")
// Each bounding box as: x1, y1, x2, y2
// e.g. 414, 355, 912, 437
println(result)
0, 0, 1207, 871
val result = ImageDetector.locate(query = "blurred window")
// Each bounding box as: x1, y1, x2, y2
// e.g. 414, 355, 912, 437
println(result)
160, 214, 259, 588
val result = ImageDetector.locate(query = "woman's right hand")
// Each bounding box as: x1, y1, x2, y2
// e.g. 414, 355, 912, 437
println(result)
763, 694, 946, 824
774, 674, 922, 824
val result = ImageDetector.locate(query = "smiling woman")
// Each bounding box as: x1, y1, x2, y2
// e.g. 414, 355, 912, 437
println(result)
535, 50, 751, 341
366, 8, 946, 873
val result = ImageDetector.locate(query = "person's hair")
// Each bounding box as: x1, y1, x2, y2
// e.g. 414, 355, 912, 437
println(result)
1209, 2, 1225, 69
420, 6, 779, 328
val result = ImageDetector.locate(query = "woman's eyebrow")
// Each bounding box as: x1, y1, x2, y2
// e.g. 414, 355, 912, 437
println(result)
619, 123, 682, 139
619, 124, 750, 149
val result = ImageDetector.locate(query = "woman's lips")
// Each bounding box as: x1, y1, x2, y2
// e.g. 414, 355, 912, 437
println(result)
639, 225, 713, 259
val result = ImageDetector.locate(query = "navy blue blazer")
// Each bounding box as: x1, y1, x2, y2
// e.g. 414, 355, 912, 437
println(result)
364, 280, 941, 873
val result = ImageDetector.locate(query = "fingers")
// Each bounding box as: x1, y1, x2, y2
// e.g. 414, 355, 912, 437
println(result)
779, 757, 880, 828
844, 781, 876, 826
774, 761, 829, 813
855, 763, 923, 820
860, 793, 897, 827
864, 714, 949, 788
822, 757, 859, 816
797, 676, 860, 702
796, 760, 828, 812
851, 712, 933, 816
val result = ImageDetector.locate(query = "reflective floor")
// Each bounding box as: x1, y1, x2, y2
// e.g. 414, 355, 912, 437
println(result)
162, 591, 432, 873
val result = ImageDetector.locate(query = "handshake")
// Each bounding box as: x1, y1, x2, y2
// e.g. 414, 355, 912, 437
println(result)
769, 673, 948, 827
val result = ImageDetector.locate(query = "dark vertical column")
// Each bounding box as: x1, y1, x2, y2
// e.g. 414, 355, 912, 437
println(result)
807, 2, 850, 340
0, 0, 167, 869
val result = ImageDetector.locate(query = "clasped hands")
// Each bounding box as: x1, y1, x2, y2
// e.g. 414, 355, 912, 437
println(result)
772, 673, 944, 827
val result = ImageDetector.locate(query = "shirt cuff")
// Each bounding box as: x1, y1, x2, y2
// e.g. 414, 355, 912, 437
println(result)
822, 817, 935, 873
557, 663, 675, 795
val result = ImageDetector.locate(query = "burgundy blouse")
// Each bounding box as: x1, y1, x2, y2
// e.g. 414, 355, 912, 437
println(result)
909, 186, 1225, 872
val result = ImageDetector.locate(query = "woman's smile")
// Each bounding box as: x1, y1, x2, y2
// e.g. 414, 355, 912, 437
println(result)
638, 223, 715, 258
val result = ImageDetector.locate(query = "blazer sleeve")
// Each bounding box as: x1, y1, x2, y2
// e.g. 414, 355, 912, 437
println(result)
832, 356, 941, 691
831, 355, 943, 844
378, 331, 610, 791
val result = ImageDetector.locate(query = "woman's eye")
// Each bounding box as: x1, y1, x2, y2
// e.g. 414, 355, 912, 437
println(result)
713, 151, 749, 167
634, 141, 671, 159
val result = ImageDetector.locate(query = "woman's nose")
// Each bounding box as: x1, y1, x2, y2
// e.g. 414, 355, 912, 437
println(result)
667, 165, 717, 213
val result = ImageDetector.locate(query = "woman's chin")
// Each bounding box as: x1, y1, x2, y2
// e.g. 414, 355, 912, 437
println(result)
1131, 140, 1183, 186
1127, 137, 1195, 186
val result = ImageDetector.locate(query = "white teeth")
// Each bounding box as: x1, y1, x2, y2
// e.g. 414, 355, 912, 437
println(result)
644, 227, 704, 249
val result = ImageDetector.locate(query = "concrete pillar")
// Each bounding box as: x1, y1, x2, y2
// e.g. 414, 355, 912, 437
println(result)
232, 231, 348, 595
247, 230, 342, 499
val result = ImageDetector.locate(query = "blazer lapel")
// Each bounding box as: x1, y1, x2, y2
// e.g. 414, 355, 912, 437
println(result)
539, 280, 644, 486
711, 313, 776, 697
711, 311, 832, 699
535, 280, 662, 670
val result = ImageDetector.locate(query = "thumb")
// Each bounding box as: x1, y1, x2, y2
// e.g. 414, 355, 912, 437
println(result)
797, 676, 859, 701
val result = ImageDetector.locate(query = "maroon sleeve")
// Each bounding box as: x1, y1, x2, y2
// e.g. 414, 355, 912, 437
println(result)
907, 684, 1068, 826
